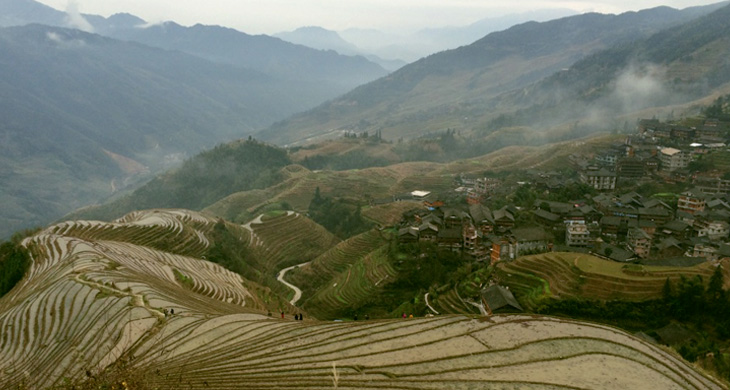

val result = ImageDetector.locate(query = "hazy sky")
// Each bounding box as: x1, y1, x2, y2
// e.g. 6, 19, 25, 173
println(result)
36, 0, 724, 34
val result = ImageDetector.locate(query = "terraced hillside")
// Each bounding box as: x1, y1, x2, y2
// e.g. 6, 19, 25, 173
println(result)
0, 212, 725, 389
289, 229, 388, 293
204, 162, 451, 223
245, 212, 341, 273
431, 286, 482, 316
301, 245, 396, 319
362, 201, 422, 226
496, 252, 720, 309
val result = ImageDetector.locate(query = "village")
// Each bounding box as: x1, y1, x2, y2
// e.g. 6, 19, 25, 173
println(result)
396, 116, 730, 266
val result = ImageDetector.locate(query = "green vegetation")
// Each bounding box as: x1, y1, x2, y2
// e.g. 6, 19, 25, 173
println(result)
172, 269, 194, 289
205, 219, 287, 296
301, 148, 392, 171
73, 140, 292, 222
335, 241, 468, 319
0, 240, 30, 297
704, 94, 730, 121
308, 187, 373, 239
537, 268, 730, 382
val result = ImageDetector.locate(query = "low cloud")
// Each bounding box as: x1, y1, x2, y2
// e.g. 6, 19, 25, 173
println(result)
611, 63, 668, 113
65, 0, 94, 33
46, 31, 86, 48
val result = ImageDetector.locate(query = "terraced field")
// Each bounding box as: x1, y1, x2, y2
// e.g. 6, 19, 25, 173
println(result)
0, 211, 725, 389
496, 252, 720, 309
362, 201, 422, 226
205, 162, 454, 223
304, 246, 397, 319
431, 287, 482, 316
128, 314, 725, 390
247, 212, 341, 272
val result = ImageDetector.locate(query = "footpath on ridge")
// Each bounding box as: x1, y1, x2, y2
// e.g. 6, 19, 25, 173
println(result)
243, 212, 308, 306
277, 261, 310, 305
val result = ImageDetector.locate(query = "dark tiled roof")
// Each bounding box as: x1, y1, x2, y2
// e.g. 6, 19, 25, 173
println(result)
481, 285, 523, 313
532, 209, 561, 222
512, 227, 550, 242
438, 228, 462, 239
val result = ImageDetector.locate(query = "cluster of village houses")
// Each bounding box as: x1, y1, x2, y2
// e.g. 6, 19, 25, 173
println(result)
398, 117, 730, 265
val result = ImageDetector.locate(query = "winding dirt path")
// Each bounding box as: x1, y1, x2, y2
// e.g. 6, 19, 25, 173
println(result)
277, 261, 310, 306
424, 292, 440, 315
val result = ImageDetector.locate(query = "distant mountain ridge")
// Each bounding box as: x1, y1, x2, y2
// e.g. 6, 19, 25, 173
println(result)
0, 0, 389, 93
0, 0, 391, 239
0, 24, 344, 239
259, 3, 730, 145
274, 26, 407, 72
106, 22, 387, 90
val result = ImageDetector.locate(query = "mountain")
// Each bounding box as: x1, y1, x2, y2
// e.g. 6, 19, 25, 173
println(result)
462, 2, 730, 143
0, 24, 342, 239
0, 0, 389, 95
0, 0, 65, 27
274, 26, 406, 72
259, 4, 729, 146
106, 22, 388, 92
274, 26, 361, 55
414, 8, 579, 53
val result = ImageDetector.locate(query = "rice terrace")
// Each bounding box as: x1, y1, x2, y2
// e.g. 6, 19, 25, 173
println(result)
4, 1, 730, 388
0, 209, 725, 389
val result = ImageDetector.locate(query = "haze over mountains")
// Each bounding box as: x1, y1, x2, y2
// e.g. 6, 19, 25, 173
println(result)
5, 1, 730, 387
0, 0, 388, 239
2, 0, 730, 241
261, 2, 730, 146
275, 9, 580, 66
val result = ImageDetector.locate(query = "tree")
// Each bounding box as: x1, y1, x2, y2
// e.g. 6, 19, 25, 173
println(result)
662, 277, 674, 302
707, 265, 725, 303
0, 242, 31, 297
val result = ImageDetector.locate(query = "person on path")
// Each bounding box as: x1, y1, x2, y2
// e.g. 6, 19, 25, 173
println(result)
281, 311, 285, 319
402, 312, 406, 319
170, 308, 174, 315
354, 314, 358, 321
365, 314, 369, 320
298, 313, 303, 321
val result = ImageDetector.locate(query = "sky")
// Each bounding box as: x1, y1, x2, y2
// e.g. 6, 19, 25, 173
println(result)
36, 0, 725, 34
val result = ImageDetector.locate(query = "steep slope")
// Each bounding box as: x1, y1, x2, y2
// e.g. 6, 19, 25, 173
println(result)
0, 24, 329, 239
0, 211, 724, 389
259, 4, 727, 145
494, 2, 730, 126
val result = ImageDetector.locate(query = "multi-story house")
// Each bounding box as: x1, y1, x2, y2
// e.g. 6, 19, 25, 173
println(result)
677, 190, 707, 214
566, 222, 591, 247
581, 167, 617, 190
627, 227, 652, 258
659, 147, 690, 172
